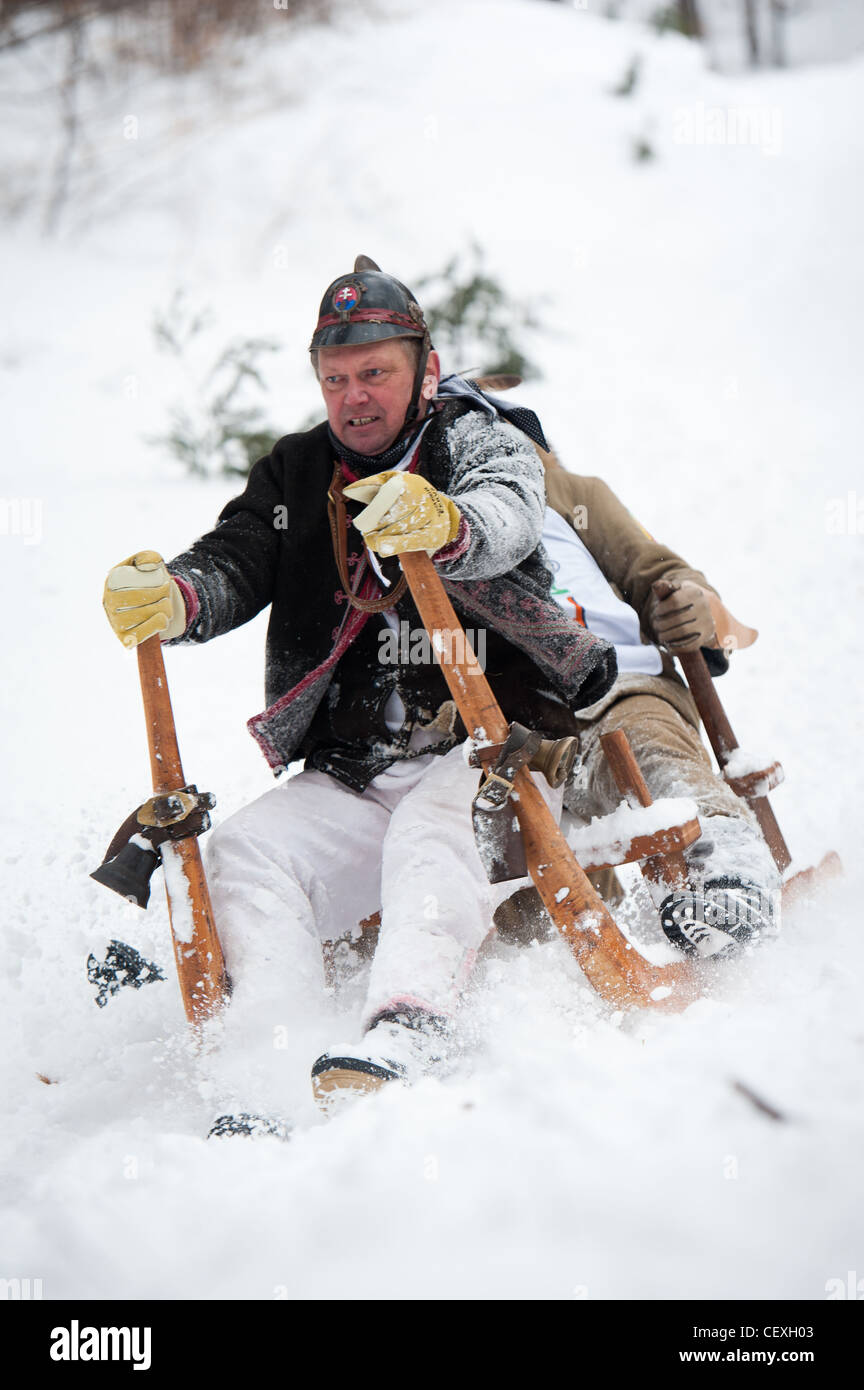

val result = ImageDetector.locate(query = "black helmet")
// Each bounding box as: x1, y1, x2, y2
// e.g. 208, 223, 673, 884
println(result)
311, 256, 433, 427
309, 255, 428, 351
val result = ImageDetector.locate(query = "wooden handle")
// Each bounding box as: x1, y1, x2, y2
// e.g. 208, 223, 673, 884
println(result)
137, 633, 185, 791
678, 649, 792, 874
600, 728, 688, 892
651, 583, 737, 764
677, 650, 737, 766
600, 728, 653, 808
136, 636, 229, 1026
399, 552, 700, 1012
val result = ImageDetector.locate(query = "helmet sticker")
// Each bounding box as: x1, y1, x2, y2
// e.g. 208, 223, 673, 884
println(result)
333, 283, 363, 318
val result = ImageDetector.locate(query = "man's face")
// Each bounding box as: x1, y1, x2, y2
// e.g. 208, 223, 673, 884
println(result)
318, 339, 439, 456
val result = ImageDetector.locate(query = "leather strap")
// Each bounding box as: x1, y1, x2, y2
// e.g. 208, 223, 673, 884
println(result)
327, 463, 408, 614
472, 723, 544, 883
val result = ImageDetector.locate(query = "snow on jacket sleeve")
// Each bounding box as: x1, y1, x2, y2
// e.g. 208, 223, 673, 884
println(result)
165, 452, 282, 644
432, 411, 545, 583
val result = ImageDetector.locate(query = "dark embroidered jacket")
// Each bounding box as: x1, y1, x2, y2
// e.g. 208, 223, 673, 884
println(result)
167, 402, 617, 789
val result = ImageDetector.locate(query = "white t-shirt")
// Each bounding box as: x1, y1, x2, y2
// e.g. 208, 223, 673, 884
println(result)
542, 506, 662, 676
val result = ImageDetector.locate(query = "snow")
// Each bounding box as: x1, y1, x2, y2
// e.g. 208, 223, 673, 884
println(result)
2, 0, 863, 1303
158, 844, 194, 945
566, 795, 699, 865
722, 746, 778, 778
649, 985, 674, 1002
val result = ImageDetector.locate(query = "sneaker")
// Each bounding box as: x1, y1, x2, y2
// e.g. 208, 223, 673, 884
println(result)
311, 1006, 451, 1105
207, 1112, 292, 1141
659, 877, 777, 959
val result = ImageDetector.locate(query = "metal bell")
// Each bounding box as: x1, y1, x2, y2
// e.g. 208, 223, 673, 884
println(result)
89, 839, 161, 909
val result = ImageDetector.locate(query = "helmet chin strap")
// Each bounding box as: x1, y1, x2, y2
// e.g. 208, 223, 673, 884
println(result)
403, 329, 432, 427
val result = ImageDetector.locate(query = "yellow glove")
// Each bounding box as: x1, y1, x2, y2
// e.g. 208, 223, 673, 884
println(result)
103, 550, 187, 649
343, 471, 461, 557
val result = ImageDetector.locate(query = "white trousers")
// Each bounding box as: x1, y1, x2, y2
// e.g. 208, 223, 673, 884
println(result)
206, 745, 549, 1026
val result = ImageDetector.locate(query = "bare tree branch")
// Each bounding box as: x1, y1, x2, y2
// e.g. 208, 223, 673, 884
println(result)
43, 7, 85, 235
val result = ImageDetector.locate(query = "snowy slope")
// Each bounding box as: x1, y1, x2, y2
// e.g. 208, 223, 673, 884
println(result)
1, 0, 862, 1301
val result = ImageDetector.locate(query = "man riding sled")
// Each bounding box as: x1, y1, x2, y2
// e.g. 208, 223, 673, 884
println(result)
102, 257, 777, 1111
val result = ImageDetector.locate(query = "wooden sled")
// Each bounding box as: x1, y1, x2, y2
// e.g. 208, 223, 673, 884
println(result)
325, 725, 703, 979
326, 555, 842, 1006
327, 552, 705, 1014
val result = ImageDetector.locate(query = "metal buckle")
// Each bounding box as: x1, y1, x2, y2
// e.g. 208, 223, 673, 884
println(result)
477, 769, 515, 808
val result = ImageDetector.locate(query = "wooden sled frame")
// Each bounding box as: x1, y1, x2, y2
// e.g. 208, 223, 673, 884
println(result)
327, 555, 842, 1011
327, 722, 702, 984
386, 553, 703, 1013
131, 554, 838, 1026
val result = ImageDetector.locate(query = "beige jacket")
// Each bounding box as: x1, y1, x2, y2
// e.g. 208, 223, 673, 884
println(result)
542, 456, 725, 730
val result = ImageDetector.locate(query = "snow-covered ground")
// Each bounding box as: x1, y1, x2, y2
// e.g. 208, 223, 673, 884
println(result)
1, 0, 862, 1301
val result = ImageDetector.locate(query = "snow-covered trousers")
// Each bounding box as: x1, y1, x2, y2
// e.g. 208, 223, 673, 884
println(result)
206, 744, 558, 1026
565, 690, 780, 898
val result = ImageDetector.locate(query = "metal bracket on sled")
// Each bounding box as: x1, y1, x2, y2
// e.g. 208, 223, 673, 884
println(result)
469, 723, 579, 884
90, 784, 216, 909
